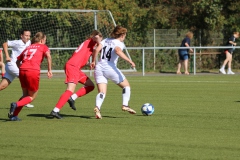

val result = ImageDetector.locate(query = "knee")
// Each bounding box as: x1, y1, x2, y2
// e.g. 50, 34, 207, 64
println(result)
89, 85, 95, 92
0, 82, 8, 91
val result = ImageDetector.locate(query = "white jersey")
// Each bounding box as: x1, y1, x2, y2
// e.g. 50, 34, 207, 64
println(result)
94, 38, 126, 84
97, 38, 125, 68
7, 39, 31, 62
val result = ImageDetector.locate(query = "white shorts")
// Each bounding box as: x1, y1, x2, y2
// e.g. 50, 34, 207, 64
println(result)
4, 61, 19, 82
94, 65, 125, 84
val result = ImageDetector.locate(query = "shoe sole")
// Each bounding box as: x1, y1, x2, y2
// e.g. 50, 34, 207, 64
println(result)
122, 108, 136, 114
94, 108, 102, 119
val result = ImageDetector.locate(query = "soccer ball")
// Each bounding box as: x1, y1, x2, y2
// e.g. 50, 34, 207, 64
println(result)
141, 103, 154, 116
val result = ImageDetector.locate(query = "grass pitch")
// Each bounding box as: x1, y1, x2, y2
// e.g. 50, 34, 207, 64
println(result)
1, 74, 240, 160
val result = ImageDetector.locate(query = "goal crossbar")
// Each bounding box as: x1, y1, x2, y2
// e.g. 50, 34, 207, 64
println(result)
0, 8, 136, 73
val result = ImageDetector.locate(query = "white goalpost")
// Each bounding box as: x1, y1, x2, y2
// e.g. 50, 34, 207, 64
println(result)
0, 8, 135, 73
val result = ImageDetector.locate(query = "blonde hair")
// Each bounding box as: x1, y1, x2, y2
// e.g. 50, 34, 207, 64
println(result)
31, 32, 46, 44
233, 32, 239, 36
110, 25, 127, 39
186, 31, 193, 39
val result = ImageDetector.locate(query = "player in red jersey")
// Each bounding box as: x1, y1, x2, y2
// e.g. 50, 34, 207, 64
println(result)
50, 30, 102, 119
0, 49, 5, 78
8, 32, 52, 121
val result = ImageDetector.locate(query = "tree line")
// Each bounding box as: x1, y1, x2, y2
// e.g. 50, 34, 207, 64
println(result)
1, 0, 240, 71
1, 0, 239, 46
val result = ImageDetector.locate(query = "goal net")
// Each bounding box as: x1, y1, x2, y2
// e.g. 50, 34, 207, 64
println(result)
0, 8, 135, 73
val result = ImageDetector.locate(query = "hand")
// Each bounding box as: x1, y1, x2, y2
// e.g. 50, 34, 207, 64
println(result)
6, 57, 11, 62
90, 62, 96, 70
47, 71, 53, 79
130, 61, 136, 68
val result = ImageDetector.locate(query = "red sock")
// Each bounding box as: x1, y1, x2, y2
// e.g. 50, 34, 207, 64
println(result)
55, 90, 73, 109
75, 86, 94, 97
17, 96, 32, 107
13, 106, 24, 116
1, 73, 4, 77
14, 96, 32, 116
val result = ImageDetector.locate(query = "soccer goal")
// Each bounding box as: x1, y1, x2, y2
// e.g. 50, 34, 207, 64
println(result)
0, 8, 135, 73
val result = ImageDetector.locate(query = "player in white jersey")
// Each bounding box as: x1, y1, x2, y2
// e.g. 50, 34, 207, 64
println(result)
91, 25, 136, 119
0, 29, 34, 108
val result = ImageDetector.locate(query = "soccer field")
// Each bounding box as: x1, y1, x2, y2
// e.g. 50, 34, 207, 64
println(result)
1, 74, 240, 160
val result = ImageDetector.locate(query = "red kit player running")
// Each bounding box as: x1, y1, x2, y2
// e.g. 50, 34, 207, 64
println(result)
8, 32, 52, 121
50, 30, 102, 119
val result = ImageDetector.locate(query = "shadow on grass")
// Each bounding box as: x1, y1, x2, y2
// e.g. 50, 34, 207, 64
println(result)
27, 114, 119, 119
0, 118, 9, 122
0, 107, 9, 110
27, 113, 92, 119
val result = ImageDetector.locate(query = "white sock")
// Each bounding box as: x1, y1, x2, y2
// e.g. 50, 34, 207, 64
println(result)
221, 65, 225, 70
122, 86, 130, 106
96, 92, 105, 110
71, 93, 78, 101
53, 107, 60, 112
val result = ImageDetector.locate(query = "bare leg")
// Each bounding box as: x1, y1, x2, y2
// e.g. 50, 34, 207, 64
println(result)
0, 78, 11, 91
176, 60, 183, 74
184, 59, 189, 75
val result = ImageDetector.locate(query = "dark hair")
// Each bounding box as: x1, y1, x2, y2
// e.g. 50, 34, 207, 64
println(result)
110, 25, 127, 39
31, 32, 46, 44
20, 29, 31, 35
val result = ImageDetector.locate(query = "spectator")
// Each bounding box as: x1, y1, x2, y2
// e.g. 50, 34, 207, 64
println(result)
176, 31, 194, 75
219, 32, 239, 74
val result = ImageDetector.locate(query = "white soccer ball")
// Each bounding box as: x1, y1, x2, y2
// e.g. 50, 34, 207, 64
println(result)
141, 103, 154, 116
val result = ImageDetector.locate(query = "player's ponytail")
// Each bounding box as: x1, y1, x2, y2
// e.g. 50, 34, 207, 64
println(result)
88, 30, 102, 40
110, 25, 127, 39
31, 32, 46, 44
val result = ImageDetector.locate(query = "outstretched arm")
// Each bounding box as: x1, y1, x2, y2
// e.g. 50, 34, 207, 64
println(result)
115, 47, 135, 68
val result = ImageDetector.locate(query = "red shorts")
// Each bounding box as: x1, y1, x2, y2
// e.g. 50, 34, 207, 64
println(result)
19, 70, 40, 91
64, 63, 88, 84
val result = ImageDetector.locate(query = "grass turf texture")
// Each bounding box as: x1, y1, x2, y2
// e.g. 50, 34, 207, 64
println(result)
1, 74, 240, 160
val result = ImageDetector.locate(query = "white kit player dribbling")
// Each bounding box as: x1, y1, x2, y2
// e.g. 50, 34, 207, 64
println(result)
91, 25, 136, 119
0, 29, 34, 108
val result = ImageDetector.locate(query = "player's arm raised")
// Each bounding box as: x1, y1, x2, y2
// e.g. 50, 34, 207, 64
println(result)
115, 46, 135, 68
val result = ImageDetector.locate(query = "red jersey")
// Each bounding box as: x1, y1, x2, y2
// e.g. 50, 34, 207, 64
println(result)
18, 44, 50, 71
67, 38, 96, 69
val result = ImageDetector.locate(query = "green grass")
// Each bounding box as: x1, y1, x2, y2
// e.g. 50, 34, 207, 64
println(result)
1, 74, 240, 160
